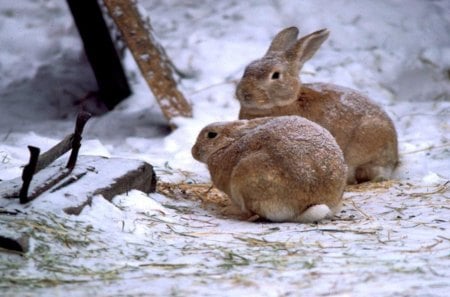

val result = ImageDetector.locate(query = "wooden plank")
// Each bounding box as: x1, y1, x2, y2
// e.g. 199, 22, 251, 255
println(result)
0, 156, 156, 215
102, 0, 192, 122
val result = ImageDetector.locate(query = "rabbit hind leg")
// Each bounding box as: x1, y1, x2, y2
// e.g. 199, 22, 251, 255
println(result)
355, 164, 394, 183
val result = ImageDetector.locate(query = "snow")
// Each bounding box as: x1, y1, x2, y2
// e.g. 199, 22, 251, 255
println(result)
0, 0, 449, 296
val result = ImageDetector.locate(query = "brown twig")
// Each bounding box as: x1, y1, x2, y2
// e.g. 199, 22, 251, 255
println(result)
402, 143, 450, 155
349, 198, 371, 219
299, 228, 378, 235
410, 181, 450, 197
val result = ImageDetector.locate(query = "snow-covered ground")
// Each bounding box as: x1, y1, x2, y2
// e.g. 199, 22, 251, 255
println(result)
1, 0, 449, 296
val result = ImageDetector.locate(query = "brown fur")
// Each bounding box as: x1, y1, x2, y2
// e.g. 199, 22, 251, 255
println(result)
236, 27, 399, 184
191, 116, 347, 222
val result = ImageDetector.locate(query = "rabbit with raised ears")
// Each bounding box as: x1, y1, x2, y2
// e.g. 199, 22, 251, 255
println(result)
236, 27, 398, 184
191, 116, 347, 223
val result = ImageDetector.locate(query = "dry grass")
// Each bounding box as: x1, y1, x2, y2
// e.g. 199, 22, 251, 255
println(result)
157, 179, 405, 212
157, 181, 232, 209
2, 177, 449, 296
345, 179, 399, 192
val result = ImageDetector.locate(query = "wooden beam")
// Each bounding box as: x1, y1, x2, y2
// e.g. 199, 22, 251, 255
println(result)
1, 156, 157, 215
103, 0, 192, 122
67, 0, 132, 109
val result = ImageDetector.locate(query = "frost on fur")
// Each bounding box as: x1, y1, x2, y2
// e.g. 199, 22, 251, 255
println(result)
236, 27, 399, 184
192, 116, 347, 223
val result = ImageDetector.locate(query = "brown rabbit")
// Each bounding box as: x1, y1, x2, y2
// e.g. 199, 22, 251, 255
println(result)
191, 116, 347, 223
236, 27, 398, 184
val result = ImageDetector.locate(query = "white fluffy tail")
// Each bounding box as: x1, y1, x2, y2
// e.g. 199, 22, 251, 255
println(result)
296, 204, 332, 223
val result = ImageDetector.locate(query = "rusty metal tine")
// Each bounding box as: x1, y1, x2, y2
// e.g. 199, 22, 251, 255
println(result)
19, 146, 40, 204
66, 111, 92, 170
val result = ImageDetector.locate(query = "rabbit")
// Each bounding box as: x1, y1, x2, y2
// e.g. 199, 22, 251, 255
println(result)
191, 115, 347, 223
236, 27, 398, 184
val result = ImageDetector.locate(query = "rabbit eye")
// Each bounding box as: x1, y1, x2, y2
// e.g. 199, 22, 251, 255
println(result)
271, 71, 280, 80
207, 131, 218, 139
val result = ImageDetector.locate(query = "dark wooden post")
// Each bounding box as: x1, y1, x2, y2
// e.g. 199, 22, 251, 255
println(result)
66, 0, 132, 109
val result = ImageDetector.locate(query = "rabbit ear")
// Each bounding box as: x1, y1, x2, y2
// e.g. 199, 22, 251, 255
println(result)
286, 28, 330, 67
266, 27, 300, 54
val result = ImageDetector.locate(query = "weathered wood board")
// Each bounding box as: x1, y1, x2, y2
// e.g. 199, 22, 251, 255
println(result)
103, 0, 193, 121
0, 155, 156, 215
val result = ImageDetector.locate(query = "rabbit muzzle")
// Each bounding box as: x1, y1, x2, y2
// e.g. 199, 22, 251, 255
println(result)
236, 85, 274, 109
191, 143, 207, 163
